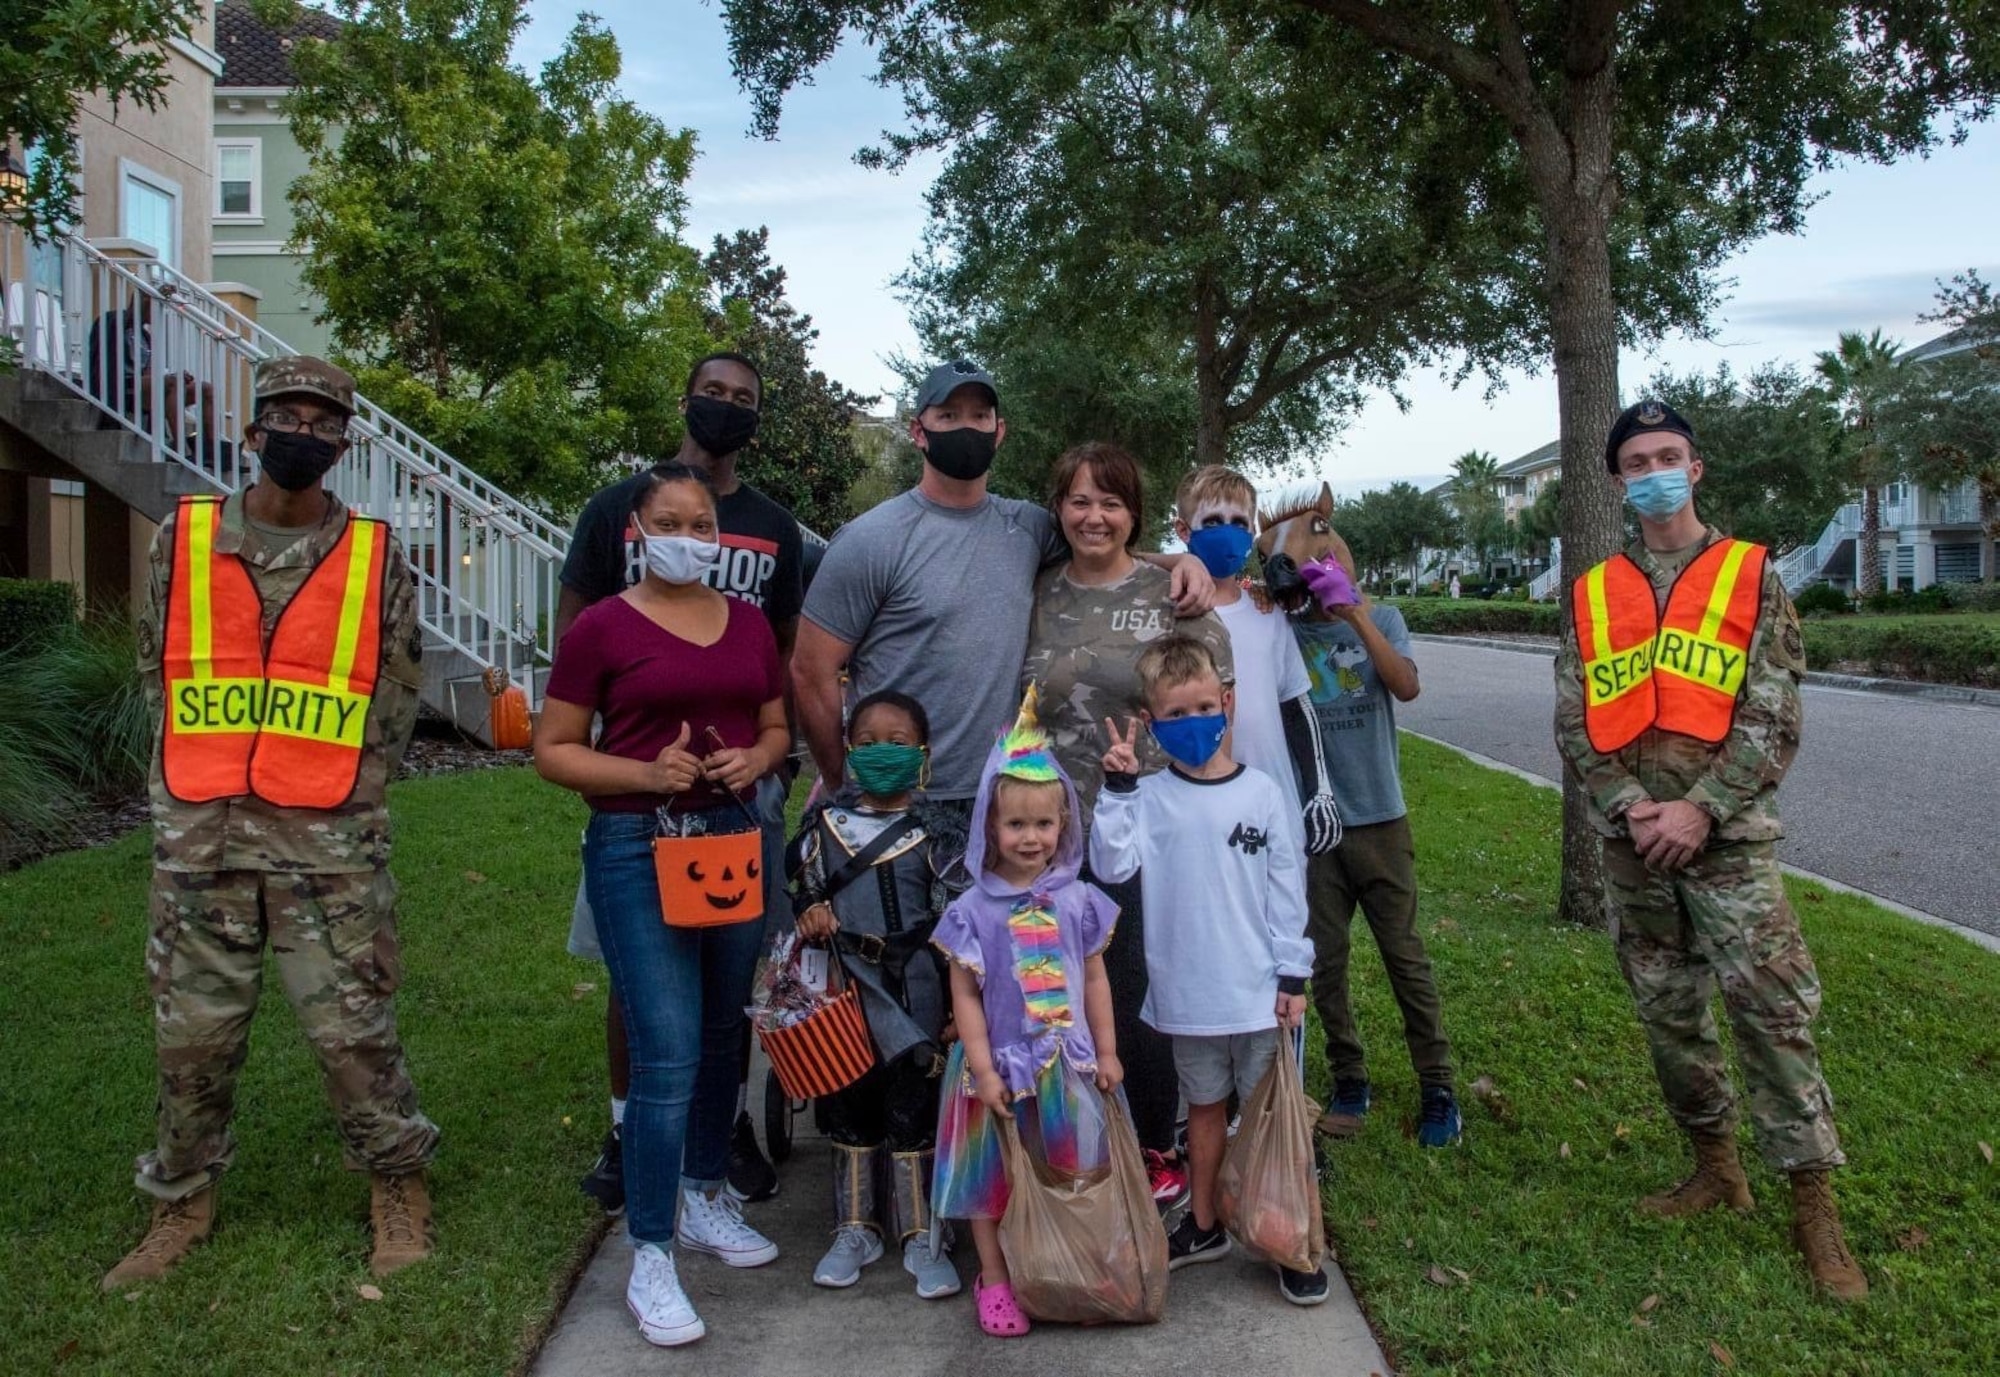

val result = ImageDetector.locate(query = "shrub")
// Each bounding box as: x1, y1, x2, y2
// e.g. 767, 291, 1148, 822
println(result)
0, 578, 76, 653
1859, 585, 1956, 615
1802, 619, 2000, 688
1945, 580, 2000, 612
0, 615, 149, 864
1792, 583, 1854, 618
1382, 597, 1563, 636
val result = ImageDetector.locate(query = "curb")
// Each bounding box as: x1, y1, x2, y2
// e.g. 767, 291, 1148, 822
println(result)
1400, 728, 2000, 956
1408, 633, 2000, 708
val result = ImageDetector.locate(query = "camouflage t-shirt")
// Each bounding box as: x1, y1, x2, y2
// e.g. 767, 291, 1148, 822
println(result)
136, 489, 424, 874
1021, 560, 1234, 816
1554, 525, 1805, 843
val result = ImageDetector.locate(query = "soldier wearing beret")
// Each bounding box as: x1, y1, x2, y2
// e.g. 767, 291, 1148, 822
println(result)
1553, 400, 1865, 1301
105, 356, 439, 1290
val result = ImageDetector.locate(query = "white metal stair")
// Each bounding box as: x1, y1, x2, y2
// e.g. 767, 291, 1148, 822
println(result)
1, 233, 565, 746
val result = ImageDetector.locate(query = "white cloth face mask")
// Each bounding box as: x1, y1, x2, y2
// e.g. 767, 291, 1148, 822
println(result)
643, 534, 720, 585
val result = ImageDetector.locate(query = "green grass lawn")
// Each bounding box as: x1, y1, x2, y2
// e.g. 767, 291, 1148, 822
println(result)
4, 747, 1998, 1374
0, 768, 604, 1376
1322, 735, 2000, 1375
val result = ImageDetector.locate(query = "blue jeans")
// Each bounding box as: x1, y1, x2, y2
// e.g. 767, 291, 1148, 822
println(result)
584, 807, 765, 1245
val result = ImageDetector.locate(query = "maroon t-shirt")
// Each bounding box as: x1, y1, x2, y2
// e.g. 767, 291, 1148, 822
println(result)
544, 594, 782, 814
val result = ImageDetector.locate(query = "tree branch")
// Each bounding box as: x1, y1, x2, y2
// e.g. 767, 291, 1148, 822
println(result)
1291, 0, 1533, 128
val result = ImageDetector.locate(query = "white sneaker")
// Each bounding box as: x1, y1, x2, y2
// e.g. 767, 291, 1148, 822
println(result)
678, 1186, 780, 1267
626, 1243, 704, 1347
903, 1230, 962, 1299
813, 1223, 883, 1288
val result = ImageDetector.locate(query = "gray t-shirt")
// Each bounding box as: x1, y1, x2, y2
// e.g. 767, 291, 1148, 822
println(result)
1292, 606, 1415, 827
803, 489, 1066, 799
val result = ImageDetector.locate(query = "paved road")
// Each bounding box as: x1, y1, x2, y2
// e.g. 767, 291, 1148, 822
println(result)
1398, 639, 2000, 938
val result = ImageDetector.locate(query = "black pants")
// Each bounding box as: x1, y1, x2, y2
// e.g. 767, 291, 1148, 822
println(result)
822, 1052, 939, 1151
1089, 864, 1179, 1155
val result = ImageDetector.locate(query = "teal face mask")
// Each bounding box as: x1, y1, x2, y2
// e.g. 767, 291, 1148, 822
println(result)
1624, 468, 1692, 521
847, 741, 927, 796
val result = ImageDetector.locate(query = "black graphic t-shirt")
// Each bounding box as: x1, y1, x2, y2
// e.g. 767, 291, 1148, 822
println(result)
561, 470, 805, 631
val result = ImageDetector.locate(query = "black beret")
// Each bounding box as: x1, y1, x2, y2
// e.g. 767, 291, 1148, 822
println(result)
1604, 399, 1696, 473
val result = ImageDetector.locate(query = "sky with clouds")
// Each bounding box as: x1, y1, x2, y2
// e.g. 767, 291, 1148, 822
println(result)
520, 0, 2000, 496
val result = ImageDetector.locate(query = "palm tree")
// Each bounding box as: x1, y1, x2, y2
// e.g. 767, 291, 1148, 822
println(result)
1814, 330, 1903, 596
1450, 450, 1505, 580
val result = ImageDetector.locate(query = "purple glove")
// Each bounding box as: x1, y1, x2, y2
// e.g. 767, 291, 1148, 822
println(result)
1300, 554, 1359, 611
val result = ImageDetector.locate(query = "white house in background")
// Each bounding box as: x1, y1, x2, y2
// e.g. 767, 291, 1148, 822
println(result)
1422, 439, 1563, 587
1777, 328, 1997, 594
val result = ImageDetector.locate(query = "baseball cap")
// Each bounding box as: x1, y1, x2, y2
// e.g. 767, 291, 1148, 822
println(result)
913, 360, 998, 415
254, 355, 357, 417
1603, 399, 1695, 473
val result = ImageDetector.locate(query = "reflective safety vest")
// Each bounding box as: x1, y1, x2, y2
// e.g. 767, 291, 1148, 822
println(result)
1572, 538, 1768, 754
161, 495, 388, 809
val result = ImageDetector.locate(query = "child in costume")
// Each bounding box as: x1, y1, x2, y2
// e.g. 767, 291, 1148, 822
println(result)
931, 689, 1123, 1338
1088, 635, 1330, 1307
791, 691, 963, 1298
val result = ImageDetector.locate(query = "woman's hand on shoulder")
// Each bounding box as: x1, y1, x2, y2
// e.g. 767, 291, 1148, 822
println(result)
647, 721, 702, 794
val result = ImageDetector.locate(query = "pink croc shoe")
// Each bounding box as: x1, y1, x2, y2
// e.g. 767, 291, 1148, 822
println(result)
975, 1274, 1031, 1338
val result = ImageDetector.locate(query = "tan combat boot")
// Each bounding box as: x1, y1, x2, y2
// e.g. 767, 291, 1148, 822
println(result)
1789, 1169, 1868, 1302
369, 1171, 436, 1278
1637, 1131, 1755, 1218
102, 1187, 215, 1290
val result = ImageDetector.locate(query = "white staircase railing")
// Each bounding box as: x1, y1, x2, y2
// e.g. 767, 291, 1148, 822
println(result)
1775, 501, 1862, 594
6, 232, 567, 706
1528, 563, 1561, 601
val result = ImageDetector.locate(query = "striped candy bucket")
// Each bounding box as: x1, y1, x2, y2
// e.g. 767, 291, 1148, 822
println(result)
758, 946, 876, 1099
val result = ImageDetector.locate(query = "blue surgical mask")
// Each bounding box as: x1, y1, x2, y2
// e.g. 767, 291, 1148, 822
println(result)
1624, 469, 1692, 522
1185, 525, 1254, 579
1150, 713, 1228, 770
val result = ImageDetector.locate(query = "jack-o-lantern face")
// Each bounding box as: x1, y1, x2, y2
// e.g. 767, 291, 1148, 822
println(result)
687, 854, 761, 910
653, 829, 765, 927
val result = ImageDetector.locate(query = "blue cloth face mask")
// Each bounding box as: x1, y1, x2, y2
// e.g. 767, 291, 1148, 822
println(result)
1624, 469, 1692, 522
1185, 524, 1254, 579
1150, 713, 1228, 770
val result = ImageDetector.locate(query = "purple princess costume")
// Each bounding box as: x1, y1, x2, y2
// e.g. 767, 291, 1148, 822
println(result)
931, 692, 1120, 1220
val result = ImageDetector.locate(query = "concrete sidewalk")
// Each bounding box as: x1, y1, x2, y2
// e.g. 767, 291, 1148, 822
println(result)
529, 1092, 1392, 1376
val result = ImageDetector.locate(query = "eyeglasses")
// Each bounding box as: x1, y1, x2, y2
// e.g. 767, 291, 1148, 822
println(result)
257, 408, 349, 442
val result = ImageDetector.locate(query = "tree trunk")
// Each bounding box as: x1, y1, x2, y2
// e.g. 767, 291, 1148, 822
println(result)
1534, 158, 1625, 932
1193, 279, 1230, 466
1857, 485, 1883, 594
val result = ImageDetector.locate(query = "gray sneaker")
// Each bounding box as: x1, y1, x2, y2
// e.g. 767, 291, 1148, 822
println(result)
812, 1224, 883, 1288
903, 1229, 962, 1299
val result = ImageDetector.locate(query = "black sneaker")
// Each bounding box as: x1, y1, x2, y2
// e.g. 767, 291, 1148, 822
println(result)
726, 1111, 780, 1203
579, 1126, 624, 1214
1418, 1085, 1463, 1149
1166, 1214, 1232, 1270
1278, 1263, 1331, 1307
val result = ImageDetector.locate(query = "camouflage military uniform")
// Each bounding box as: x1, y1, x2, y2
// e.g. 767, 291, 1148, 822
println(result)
1020, 560, 1235, 814
1555, 525, 1841, 1172
131, 489, 438, 1201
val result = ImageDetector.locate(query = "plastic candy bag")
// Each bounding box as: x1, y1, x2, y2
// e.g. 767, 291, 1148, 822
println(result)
1216, 1042, 1327, 1272
997, 1089, 1168, 1325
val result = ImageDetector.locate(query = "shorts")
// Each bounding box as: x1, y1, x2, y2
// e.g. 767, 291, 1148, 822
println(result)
1172, 1028, 1279, 1107
568, 773, 795, 962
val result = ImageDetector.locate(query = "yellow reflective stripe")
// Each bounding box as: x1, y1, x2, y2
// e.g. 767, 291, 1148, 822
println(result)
1697, 540, 1753, 643
167, 676, 265, 735
326, 521, 377, 695
1586, 641, 1655, 706
1584, 562, 1613, 663
187, 501, 216, 678
1652, 629, 1749, 697
258, 679, 369, 747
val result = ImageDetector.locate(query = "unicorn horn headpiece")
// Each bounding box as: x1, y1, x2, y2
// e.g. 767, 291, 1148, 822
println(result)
998, 685, 1060, 783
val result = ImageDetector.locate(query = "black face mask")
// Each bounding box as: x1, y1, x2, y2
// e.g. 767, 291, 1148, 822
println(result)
921, 425, 997, 481
685, 395, 760, 457
257, 430, 342, 492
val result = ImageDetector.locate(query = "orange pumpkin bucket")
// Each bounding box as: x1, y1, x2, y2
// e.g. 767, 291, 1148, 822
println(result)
652, 824, 764, 928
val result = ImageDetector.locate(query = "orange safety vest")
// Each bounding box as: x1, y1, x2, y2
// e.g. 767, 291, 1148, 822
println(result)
161, 494, 388, 809
1572, 538, 1768, 754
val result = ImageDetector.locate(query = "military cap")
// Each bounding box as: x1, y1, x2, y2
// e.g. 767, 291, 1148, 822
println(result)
254, 355, 357, 417
914, 359, 998, 414
1604, 399, 1696, 473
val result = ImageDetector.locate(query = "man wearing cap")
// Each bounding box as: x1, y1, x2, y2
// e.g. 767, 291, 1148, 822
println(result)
1554, 400, 1865, 1302
106, 355, 439, 1289
794, 361, 1215, 811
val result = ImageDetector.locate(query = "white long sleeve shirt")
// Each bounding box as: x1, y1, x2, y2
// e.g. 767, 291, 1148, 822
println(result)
1089, 763, 1313, 1036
